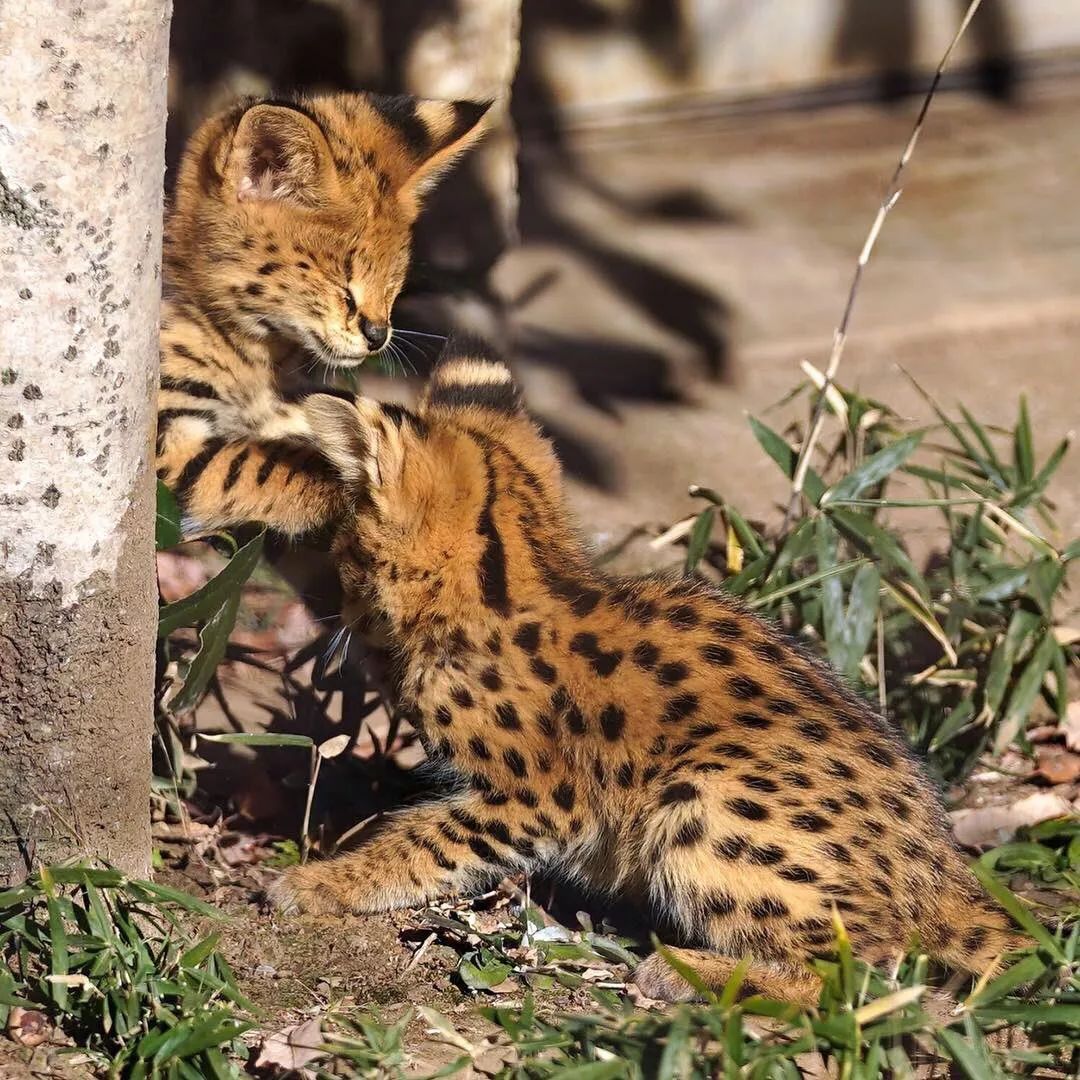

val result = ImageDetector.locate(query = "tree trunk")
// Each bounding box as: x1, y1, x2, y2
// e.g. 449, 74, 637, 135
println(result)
0, 0, 171, 885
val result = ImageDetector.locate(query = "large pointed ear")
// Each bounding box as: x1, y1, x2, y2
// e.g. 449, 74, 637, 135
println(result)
368, 95, 492, 211
302, 394, 376, 489
420, 335, 524, 418
228, 102, 337, 205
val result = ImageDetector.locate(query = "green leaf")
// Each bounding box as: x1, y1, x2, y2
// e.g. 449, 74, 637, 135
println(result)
156, 481, 183, 552
823, 432, 924, 505
1013, 395, 1034, 485
983, 609, 1040, 717
40, 867, 70, 1012
553, 1063, 627, 1080
684, 507, 715, 574
938, 1015, 1007, 1079
747, 415, 826, 505
197, 732, 314, 749
829, 508, 927, 599
971, 860, 1062, 961
168, 591, 242, 714
157, 531, 265, 638
966, 953, 1046, 1007
994, 628, 1057, 754
746, 559, 865, 611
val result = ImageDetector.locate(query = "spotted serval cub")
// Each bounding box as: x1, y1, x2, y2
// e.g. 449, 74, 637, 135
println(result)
157, 92, 489, 536
270, 341, 1027, 1003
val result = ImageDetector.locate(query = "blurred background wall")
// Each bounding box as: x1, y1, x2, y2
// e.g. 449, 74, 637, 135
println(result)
166, 1, 1080, 553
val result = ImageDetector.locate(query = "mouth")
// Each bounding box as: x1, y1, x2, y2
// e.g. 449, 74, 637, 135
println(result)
304, 331, 370, 370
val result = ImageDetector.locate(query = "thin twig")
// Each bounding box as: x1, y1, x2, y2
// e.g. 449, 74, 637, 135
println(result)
783, 0, 985, 529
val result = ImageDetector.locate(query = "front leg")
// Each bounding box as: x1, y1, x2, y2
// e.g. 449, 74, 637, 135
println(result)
270, 792, 536, 916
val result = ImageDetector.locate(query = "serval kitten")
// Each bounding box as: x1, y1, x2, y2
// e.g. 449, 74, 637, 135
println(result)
157, 92, 489, 536
269, 340, 1028, 1004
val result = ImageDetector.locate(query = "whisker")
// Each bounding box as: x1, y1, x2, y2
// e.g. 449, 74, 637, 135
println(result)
395, 328, 447, 341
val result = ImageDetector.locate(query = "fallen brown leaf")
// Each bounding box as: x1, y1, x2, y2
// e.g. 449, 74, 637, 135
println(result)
253, 1016, 325, 1077
6, 1007, 50, 1048
1063, 700, 1080, 753
951, 791, 1073, 848
1035, 745, 1080, 785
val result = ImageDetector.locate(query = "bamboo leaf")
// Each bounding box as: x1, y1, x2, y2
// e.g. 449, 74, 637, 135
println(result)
157, 531, 265, 638
823, 432, 924, 505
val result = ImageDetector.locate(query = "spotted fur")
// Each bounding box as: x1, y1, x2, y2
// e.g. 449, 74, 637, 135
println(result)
156, 92, 490, 535
269, 340, 1029, 1004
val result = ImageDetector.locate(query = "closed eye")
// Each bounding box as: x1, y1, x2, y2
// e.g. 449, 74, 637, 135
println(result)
344, 290, 357, 318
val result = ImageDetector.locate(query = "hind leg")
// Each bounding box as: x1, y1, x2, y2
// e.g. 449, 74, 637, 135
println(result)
634, 948, 821, 1005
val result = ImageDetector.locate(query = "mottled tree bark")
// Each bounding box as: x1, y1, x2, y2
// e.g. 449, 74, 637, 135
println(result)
0, 0, 171, 884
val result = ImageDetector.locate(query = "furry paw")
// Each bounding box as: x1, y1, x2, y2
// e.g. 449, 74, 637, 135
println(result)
267, 865, 347, 916
631, 953, 698, 1003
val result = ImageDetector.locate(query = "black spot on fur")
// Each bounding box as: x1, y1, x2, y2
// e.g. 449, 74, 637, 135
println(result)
713, 835, 746, 859
451, 687, 474, 709
599, 704, 626, 741
495, 702, 521, 730
661, 693, 699, 725
791, 812, 830, 832
706, 891, 737, 917
530, 657, 558, 684
767, 698, 799, 716
741, 775, 779, 794
552, 781, 575, 811
709, 618, 743, 641
714, 742, 754, 761
880, 793, 911, 820
754, 641, 785, 663
701, 643, 735, 666
565, 704, 587, 736
749, 896, 789, 919
616, 762, 635, 788
827, 760, 855, 781
632, 642, 660, 669
673, 819, 706, 847
468, 737, 491, 760
480, 666, 502, 691
727, 797, 768, 821
797, 719, 830, 742
475, 458, 510, 615
823, 841, 853, 864
570, 632, 623, 677
779, 865, 820, 883
666, 605, 699, 630
865, 742, 897, 768
657, 661, 689, 686
435, 706, 453, 727
746, 843, 785, 865
660, 782, 700, 806
734, 711, 771, 730
513, 622, 541, 654
730, 675, 763, 700
504, 748, 528, 778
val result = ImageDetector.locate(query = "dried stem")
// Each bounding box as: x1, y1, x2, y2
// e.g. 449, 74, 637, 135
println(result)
783, 0, 985, 528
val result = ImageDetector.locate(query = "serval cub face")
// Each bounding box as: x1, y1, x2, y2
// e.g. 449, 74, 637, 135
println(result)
168, 93, 489, 365
157, 92, 489, 538
273, 340, 1027, 1004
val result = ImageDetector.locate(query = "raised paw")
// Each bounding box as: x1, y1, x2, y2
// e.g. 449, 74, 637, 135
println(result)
631, 952, 698, 1003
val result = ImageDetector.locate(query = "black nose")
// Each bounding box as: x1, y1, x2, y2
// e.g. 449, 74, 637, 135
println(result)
360, 317, 389, 350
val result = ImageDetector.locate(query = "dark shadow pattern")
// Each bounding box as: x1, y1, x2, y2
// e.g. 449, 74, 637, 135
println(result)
835, 0, 1019, 104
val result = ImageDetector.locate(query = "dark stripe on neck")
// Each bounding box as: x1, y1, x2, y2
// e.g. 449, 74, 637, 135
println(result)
474, 447, 511, 616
